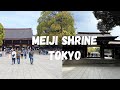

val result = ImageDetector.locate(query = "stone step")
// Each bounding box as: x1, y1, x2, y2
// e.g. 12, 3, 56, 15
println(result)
63, 59, 120, 65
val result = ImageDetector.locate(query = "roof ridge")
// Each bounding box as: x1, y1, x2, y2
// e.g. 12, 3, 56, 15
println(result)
4, 28, 32, 30
77, 32, 110, 34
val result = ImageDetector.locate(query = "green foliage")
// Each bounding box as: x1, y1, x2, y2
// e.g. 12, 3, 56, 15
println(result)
95, 47, 100, 52
0, 23, 5, 46
37, 11, 75, 45
93, 11, 120, 34
88, 47, 100, 53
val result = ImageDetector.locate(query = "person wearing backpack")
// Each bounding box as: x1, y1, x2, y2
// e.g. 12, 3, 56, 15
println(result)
16, 49, 21, 64
11, 49, 16, 65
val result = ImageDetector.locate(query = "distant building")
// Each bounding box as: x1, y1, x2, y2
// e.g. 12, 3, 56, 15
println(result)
2, 28, 33, 50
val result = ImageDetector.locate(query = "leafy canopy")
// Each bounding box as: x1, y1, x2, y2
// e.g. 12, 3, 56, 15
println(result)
37, 11, 75, 45
93, 11, 120, 34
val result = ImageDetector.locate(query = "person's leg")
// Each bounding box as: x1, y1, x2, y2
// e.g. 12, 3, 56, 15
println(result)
19, 58, 20, 64
31, 57, 33, 64
25, 55, 26, 59
17, 58, 18, 64
30, 57, 32, 64
12, 58, 15, 64
18, 58, 20, 64
17, 58, 20, 64
31, 58, 33, 64
14, 58, 15, 64
12, 58, 13, 65
21, 54, 23, 59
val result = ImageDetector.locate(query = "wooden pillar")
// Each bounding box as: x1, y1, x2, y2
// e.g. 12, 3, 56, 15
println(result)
20, 40, 22, 50
100, 45, 104, 59
84, 45, 87, 58
3, 40, 5, 45
12, 40, 14, 49
112, 48, 115, 59
28, 40, 29, 48
2, 40, 4, 51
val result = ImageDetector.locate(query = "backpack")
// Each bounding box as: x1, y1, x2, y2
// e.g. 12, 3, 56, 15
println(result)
12, 54, 15, 58
29, 51, 33, 57
17, 53, 21, 57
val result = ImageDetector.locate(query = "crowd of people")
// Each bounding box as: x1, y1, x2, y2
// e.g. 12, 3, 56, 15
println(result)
0, 47, 62, 65
0, 48, 34, 65
12, 49, 34, 65
38, 48, 62, 55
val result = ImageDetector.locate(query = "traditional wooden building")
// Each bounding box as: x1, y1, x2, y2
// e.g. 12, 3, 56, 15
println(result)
63, 32, 120, 60
2, 28, 33, 50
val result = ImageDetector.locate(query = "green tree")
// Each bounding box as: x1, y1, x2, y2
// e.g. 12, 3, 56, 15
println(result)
93, 11, 120, 34
37, 11, 75, 45
88, 47, 100, 53
88, 47, 96, 53
95, 47, 100, 52
0, 23, 5, 46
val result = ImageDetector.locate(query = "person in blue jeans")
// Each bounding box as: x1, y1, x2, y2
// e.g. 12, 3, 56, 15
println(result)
16, 50, 21, 64
29, 49, 34, 65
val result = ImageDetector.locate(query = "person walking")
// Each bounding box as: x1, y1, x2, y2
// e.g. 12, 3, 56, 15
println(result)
24, 49, 27, 59
21, 49, 23, 59
11, 49, 16, 65
16, 49, 21, 64
29, 49, 34, 65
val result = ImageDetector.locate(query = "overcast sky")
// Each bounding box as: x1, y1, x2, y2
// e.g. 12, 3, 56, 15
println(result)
0, 11, 120, 39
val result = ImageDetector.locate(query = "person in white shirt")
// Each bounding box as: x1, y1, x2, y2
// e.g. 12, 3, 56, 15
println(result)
11, 49, 16, 65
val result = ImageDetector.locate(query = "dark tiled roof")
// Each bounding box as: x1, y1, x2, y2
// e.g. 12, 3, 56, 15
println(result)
77, 32, 111, 37
4, 28, 33, 40
77, 32, 111, 34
